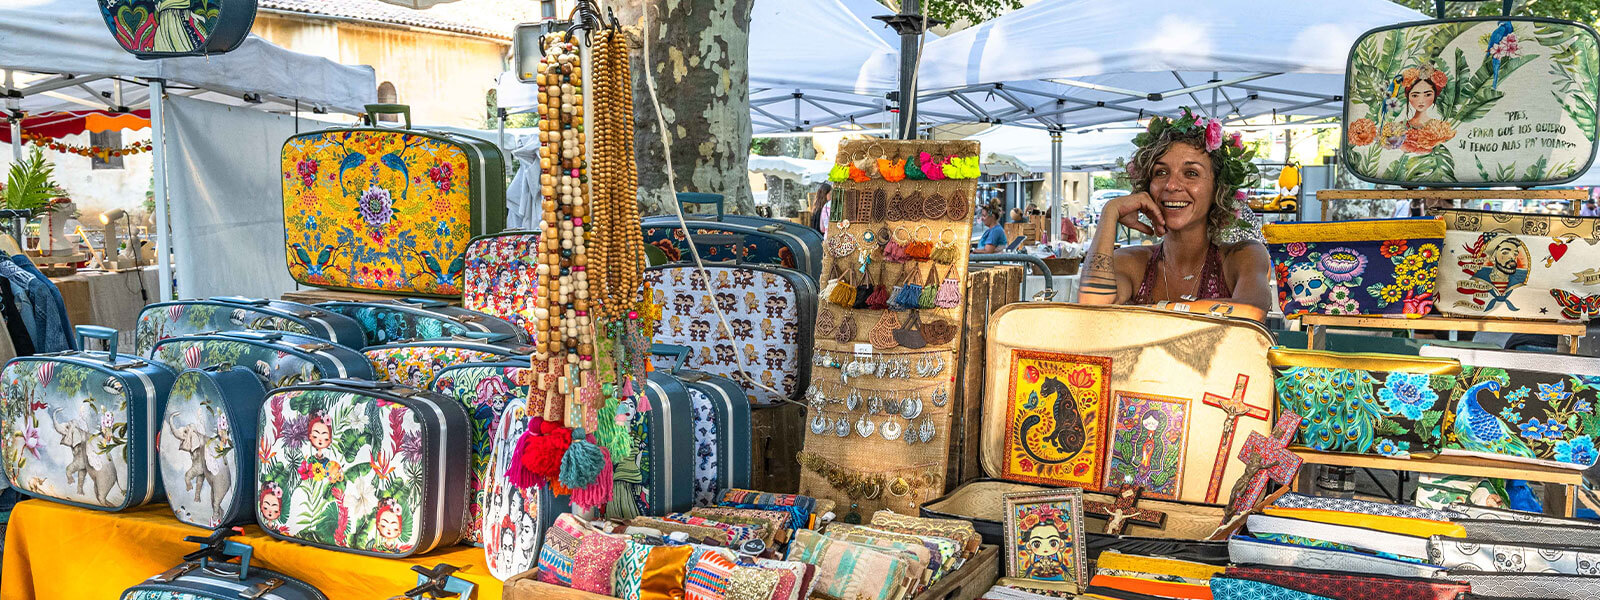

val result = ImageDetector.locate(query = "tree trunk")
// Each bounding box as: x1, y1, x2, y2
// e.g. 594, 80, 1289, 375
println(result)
615, 0, 755, 216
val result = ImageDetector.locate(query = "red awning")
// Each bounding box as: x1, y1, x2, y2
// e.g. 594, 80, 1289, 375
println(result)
0, 110, 151, 144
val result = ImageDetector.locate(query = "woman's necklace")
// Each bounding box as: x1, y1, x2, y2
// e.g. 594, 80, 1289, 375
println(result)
1159, 246, 1201, 302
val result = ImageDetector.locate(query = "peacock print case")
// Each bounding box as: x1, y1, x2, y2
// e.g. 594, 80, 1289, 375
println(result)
1421, 346, 1600, 468
1270, 348, 1462, 459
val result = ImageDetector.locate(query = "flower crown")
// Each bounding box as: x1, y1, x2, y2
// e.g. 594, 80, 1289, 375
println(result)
1131, 108, 1260, 193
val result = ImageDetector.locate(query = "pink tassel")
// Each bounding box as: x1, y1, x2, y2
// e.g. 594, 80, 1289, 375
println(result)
505, 426, 542, 489
620, 377, 635, 399
635, 386, 653, 413
570, 446, 615, 510
935, 277, 961, 308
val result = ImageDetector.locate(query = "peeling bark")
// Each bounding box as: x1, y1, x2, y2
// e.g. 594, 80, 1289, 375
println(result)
616, 0, 755, 216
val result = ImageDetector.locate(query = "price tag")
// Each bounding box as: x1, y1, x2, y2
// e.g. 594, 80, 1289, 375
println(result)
854, 343, 872, 358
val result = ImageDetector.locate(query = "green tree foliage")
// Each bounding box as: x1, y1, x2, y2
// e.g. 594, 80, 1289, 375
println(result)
878, 0, 1023, 27
1391, 0, 1600, 22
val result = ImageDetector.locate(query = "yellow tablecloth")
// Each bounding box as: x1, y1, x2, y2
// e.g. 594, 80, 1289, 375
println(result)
2, 499, 503, 600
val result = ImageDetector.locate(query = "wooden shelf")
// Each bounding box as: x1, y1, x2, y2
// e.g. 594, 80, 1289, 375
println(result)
1318, 189, 1588, 201
1299, 314, 1586, 336
1291, 449, 1581, 517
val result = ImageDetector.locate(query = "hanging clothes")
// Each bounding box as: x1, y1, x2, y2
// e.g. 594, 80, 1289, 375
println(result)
0, 252, 74, 354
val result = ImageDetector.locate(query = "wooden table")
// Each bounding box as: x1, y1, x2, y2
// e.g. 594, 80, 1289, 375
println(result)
1291, 449, 1583, 517
1300, 314, 1587, 354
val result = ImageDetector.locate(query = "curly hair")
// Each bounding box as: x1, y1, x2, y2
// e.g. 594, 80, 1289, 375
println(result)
1126, 134, 1238, 244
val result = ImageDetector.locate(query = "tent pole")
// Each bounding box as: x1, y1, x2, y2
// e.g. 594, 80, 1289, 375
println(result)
897, 0, 921, 139
151, 79, 171, 301
1050, 130, 1062, 242
8, 118, 19, 162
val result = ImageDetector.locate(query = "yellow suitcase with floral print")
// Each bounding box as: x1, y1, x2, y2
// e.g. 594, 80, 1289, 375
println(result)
281, 104, 506, 298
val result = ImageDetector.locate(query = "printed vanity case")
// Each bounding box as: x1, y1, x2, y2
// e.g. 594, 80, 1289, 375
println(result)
1342, 13, 1600, 186
1434, 208, 1600, 321
134, 296, 366, 356
159, 366, 269, 529
317, 298, 527, 347
98, 0, 258, 60
0, 326, 178, 512
462, 231, 542, 344
1264, 217, 1444, 317
364, 333, 536, 389
1419, 345, 1600, 468
428, 357, 535, 546
483, 396, 569, 581
148, 330, 374, 388
641, 193, 824, 280
255, 378, 471, 557
281, 104, 505, 298
1270, 348, 1461, 458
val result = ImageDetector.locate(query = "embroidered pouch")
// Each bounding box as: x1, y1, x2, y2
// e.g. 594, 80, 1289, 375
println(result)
827, 522, 959, 579
631, 517, 730, 547
538, 514, 591, 586
612, 541, 651, 600
1224, 565, 1470, 600
822, 530, 936, 587
665, 513, 762, 546
786, 529, 918, 600
1446, 571, 1600, 599
1247, 514, 1433, 562
640, 543, 694, 600
1273, 492, 1456, 521
717, 500, 802, 532
1342, 18, 1600, 187
1436, 208, 1600, 321
688, 507, 786, 545
1429, 536, 1600, 574
1265, 218, 1445, 317
719, 488, 816, 529
570, 529, 629, 595
870, 509, 983, 558
1260, 506, 1467, 538
755, 559, 817, 600
1419, 346, 1600, 467
1210, 577, 1337, 600
1270, 349, 1461, 458
1228, 536, 1447, 578
686, 546, 738, 600
725, 567, 785, 600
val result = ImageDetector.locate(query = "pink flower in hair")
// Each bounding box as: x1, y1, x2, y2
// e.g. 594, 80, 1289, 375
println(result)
1205, 120, 1224, 152
1230, 132, 1243, 149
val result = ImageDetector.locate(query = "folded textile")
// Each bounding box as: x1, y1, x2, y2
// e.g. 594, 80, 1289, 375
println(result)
1227, 536, 1445, 579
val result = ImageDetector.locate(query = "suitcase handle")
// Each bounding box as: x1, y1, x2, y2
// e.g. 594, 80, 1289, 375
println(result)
363, 103, 413, 129
180, 528, 255, 581
453, 332, 515, 343
1434, 0, 1512, 17
399, 297, 450, 308
401, 564, 477, 600
650, 343, 692, 372
214, 330, 284, 342
676, 192, 726, 221
207, 296, 270, 306
75, 326, 119, 363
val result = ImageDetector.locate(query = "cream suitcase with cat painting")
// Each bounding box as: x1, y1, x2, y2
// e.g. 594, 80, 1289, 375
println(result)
982, 303, 1275, 504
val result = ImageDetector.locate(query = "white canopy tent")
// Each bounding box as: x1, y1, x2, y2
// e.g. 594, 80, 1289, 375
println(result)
965, 126, 1138, 173
1, 0, 377, 300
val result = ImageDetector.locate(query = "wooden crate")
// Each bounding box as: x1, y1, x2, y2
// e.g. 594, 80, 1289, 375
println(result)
948, 265, 1023, 487
280, 287, 462, 306
751, 403, 805, 494
504, 571, 609, 600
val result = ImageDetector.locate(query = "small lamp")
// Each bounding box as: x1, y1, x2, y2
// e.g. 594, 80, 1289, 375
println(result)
99, 209, 133, 269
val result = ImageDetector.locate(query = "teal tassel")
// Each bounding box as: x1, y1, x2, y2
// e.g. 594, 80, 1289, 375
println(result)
559, 428, 606, 489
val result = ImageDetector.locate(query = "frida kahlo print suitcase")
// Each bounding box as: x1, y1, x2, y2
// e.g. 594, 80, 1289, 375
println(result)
463, 231, 541, 343
134, 296, 366, 356
281, 104, 506, 297
1342, 12, 1600, 186
317, 298, 526, 347
148, 330, 374, 388
483, 396, 570, 581
122, 533, 327, 600
0, 326, 177, 511
642, 263, 816, 406
1264, 217, 1445, 317
1435, 208, 1600, 321
653, 344, 752, 506
256, 378, 471, 557
1419, 345, 1600, 467
609, 369, 696, 519
364, 334, 535, 389
641, 216, 824, 280
99, 0, 258, 60
1271, 348, 1461, 459
982, 303, 1275, 504
428, 358, 535, 546
159, 366, 268, 529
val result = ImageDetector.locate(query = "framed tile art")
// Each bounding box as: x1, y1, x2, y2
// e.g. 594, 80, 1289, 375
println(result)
1001, 350, 1111, 489
1002, 488, 1089, 589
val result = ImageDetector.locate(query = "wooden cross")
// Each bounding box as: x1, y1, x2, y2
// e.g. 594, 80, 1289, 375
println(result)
1226, 411, 1304, 518
1201, 374, 1269, 503
1085, 485, 1167, 536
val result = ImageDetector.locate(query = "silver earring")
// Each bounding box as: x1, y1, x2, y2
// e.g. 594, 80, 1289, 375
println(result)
835, 417, 851, 437
931, 386, 948, 407
811, 413, 829, 434
881, 420, 903, 440
856, 414, 876, 438
902, 395, 922, 420
919, 420, 936, 443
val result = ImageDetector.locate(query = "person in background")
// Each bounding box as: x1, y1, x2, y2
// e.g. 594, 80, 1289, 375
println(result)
1010, 208, 1028, 223
808, 182, 833, 234
1582, 199, 1599, 217
974, 206, 1007, 254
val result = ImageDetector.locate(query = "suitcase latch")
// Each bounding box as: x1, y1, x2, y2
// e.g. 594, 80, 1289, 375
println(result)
294, 343, 333, 352
151, 562, 199, 583
240, 578, 283, 599
450, 314, 482, 323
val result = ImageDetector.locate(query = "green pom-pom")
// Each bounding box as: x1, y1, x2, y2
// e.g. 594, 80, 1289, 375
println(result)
905, 156, 926, 180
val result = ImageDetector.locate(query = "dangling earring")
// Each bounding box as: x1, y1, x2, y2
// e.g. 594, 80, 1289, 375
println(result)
936, 264, 962, 308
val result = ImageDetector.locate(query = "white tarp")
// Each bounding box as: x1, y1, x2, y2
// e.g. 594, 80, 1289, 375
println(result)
0, 0, 376, 114
748, 155, 835, 185
966, 126, 1138, 172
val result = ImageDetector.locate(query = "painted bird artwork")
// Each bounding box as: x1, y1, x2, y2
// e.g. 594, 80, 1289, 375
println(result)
290, 243, 335, 278
1488, 21, 1514, 90
1454, 379, 1535, 458
419, 250, 467, 285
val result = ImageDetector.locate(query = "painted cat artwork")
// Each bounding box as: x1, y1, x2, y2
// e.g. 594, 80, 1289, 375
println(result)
0, 362, 133, 509
1103, 392, 1189, 500
1343, 19, 1600, 185
1002, 351, 1110, 489
98, 0, 257, 58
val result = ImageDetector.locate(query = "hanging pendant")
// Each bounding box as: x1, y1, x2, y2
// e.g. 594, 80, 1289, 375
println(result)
902, 396, 923, 420
931, 387, 949, 407
845, 390, 861, 412
919, 420, 936, 443
906, 423, 919, 445
856, 415, 876, 438
867, 394, 883, 415
835, 417, 851, 438
881, 420, 903, 441
811, 413, 829, 434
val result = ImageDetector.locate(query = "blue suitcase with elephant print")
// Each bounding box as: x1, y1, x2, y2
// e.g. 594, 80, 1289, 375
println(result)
134, 297, 367, 356
428, 358, 536, 546
317, 299, 526, 347
148, 330, 373, 388
159, 366, 268, 529
0, 326, 178, 512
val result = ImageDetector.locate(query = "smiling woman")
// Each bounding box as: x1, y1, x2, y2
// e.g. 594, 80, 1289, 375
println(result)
1077, 108, 1274, 316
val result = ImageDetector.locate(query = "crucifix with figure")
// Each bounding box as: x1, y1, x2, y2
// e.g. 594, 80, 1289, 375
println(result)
1201, 374, 1268, 503
1225, 411, 1304, 519
1085, 485, 1167, 536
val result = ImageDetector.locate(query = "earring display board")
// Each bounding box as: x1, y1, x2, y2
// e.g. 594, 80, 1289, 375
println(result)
800, 139, 981, 522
